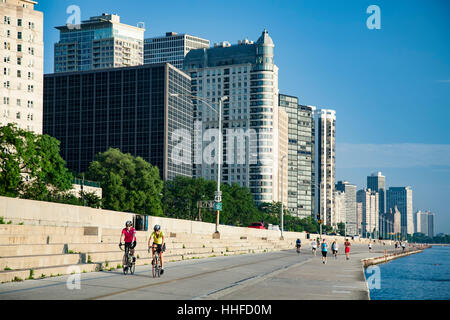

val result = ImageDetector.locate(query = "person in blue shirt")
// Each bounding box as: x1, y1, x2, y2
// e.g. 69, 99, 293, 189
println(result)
296, 238, 302, 253
321, 239, 328, 264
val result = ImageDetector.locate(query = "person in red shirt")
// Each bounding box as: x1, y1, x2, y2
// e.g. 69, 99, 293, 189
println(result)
120, 221, 137, 269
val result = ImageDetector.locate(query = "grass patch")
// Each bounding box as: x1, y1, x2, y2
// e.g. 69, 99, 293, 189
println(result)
12, 277, 23, 282
40, 274, 46, 279
7, 221, 12, 225
105, 261, 109, 267
0, 217, 5, 224
87, 255, 92, 263
27, 269, 34, 280
4, 266, 12, 271
116, 264, 122, 269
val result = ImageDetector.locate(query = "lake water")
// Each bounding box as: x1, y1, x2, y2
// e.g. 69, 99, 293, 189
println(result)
366, 246, 450, 300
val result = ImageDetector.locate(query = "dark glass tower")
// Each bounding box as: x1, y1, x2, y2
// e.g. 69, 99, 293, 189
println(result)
43, 63, 192, 180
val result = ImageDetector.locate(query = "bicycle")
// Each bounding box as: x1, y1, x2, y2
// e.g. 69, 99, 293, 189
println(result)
296, 245, 301, 254
149, 245, 164, 278
119, 243, 135, 275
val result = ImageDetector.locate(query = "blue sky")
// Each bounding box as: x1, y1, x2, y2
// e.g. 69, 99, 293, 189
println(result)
36, 0, 450, 233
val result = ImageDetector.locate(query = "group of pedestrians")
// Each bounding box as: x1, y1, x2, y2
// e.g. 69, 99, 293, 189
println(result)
304, 238, 351, 264
298, 237, 352, 264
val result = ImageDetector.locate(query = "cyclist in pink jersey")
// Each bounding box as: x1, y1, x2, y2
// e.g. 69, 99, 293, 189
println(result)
120, 221, 137, 268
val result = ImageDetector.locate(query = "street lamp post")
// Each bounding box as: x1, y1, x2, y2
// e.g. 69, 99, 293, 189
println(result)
170, 93, 227, 238
280, 154, 287, 240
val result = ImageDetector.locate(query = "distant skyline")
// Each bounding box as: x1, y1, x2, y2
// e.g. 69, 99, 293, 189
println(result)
36, 0, 450, 233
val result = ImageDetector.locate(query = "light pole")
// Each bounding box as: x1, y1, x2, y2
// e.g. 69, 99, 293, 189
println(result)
280, 154, 287, 240
170, 93, 228, 238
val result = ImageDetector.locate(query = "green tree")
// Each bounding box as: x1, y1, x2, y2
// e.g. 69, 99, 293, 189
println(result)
337, 222, 346, 236
85, 148, 163, 215
0, 124, 73, 199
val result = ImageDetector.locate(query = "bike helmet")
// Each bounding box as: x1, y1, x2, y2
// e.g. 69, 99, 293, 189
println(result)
154, 224, 161, 231
125, 221, 133, 227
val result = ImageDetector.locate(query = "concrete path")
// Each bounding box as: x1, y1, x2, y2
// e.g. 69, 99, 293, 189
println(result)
0, 243, 398, 300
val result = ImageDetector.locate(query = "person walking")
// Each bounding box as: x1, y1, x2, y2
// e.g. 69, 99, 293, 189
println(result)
401, 241, 406, 252
344, 238, 351, 260
311, 239, 317, 256
321, 239, 328, 264
368, 242, 372, 252
332, 240, 338, 259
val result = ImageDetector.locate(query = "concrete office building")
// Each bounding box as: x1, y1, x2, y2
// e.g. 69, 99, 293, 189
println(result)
279, 93, 315, 218
357, 188, 379, 238
184, 30, 281, 204
43, 63, 193, 180
1, 0, 43, 133
333, 190, 346, 229
387, 186, 413, 236
54, 13, 144, 73
144, 32, 209, 70
314, 109, 336, 227
336, 180, 357, 236
415, 210, 435, 237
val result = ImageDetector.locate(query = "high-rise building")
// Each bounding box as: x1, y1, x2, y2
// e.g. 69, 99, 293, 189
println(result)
278, 107, 288, 207
367, 171, 385, 214
333, 190, 346, 229
415, 210, 435, 237
427, 211, 435, 238
356, 202, 363, 236
336, 181, 357, 236
54, 13, 144, 73
278, 94, 315, 218
314, 109, 336, 227
43, 63, 192, 180
367, 171, 386, 237
144, 32, 210, 70
1, 0, 43, 133
184, 30, 281, 205
357, 188, 379, 238
386, 186, 413, 236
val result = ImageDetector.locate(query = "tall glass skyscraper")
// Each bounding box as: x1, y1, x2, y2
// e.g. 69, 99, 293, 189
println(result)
144, 32, 210, 70
54, 14, 144, 73
386, 186, 413, 237
43, 63, 192, 180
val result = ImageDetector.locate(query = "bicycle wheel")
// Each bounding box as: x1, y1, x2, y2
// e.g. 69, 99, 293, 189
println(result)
130, 261, 135, 275
122, 255, 128, 275
152, 256, 157, 278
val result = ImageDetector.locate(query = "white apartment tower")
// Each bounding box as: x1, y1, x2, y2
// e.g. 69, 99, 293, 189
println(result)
1, 0, 43, 133
184, 30, 281, 205
314, 109, 336, 227
357, 188, 379, 238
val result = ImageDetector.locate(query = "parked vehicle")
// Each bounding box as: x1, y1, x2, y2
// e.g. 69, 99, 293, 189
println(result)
248, 222, 266, 229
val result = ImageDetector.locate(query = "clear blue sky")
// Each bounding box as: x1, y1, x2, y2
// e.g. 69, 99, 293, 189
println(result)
36, 0, 450, 233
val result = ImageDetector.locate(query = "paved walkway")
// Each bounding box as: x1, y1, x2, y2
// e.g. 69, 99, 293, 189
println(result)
0, 243, 406, 300
215, 247, 388, 300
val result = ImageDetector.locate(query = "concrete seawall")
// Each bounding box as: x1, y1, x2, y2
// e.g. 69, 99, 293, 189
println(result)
361, 246, 430, 268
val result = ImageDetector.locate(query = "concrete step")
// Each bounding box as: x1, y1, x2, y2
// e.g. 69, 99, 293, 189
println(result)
0, 225, 85, 236
0, 263, 100, 284
0, 244, 67, 257
0, 253, 83, 270
0, 235, 99, 245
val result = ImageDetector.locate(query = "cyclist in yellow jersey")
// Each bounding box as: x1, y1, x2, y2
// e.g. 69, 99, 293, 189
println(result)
148, 224, 165, 274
